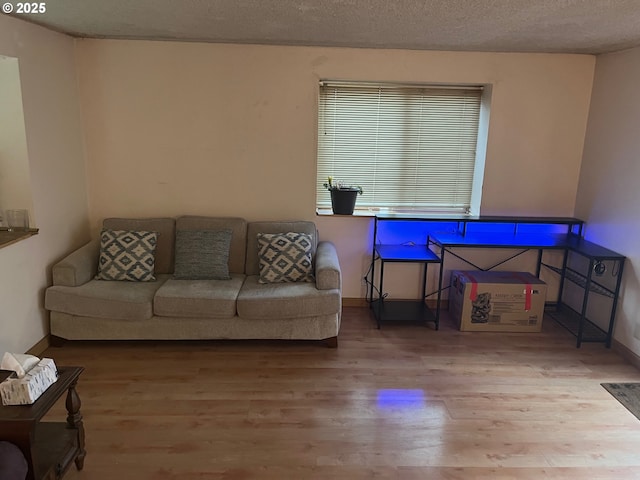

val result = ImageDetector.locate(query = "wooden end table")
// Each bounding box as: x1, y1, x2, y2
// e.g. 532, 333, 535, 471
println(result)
0, 366, 86, 480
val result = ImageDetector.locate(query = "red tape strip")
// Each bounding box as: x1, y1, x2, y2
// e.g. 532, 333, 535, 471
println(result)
464, 272, 478, 302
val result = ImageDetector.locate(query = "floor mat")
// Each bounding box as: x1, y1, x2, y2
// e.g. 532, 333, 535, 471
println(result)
601, 383, 640, 420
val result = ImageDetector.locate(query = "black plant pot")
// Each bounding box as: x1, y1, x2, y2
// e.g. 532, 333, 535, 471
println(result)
330, 189, 359, 215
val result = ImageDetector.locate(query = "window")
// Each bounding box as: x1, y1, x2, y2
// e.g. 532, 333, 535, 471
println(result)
316, 81, 488, 214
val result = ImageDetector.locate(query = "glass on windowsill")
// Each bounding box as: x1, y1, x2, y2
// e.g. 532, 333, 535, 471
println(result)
5, 209, 29, 231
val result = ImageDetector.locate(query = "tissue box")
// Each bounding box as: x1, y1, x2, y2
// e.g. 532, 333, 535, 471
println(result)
0, 358, 58, 405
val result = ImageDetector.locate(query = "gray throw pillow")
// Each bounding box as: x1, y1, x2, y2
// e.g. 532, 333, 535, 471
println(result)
174, 229, 232, 280
257, 232, 314, 284
96, 230, 158, 281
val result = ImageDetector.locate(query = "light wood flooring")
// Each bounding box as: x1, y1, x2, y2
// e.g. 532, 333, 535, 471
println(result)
43, 307, 640, 479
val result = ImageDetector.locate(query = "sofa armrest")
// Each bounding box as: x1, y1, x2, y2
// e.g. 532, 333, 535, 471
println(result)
315, 241, 341, 290
51, 239, 100, 286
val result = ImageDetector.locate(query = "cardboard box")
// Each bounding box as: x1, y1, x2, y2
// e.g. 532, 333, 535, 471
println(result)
449, 271, 547, 332
0, 358, 58, 405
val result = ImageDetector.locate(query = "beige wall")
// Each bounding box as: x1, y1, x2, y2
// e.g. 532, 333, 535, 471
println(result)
4, 18, 637, 354
76, 40, 595, 299
575, 46, 640, 357
0, 16, 89, 354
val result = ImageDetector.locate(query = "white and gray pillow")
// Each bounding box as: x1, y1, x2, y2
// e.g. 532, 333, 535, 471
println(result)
174, 229, 232, 280
257, 232, 314, 284
96, 230, 158, 281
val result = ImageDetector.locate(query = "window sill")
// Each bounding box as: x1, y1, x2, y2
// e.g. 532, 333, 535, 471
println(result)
315, 208, 473, 219
316, 208, 375, 217
0, 227, 39, 249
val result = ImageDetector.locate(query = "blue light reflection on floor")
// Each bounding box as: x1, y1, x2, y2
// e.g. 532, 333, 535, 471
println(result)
376, 389, 425, 410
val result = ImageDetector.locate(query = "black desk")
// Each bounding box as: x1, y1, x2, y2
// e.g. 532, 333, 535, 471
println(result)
368, 214, 625, 347
428, 231, 625, 347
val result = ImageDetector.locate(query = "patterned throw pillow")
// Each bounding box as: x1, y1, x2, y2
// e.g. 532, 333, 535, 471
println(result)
257, 232, 314, 284
96, 230, 158, 281
174, 229, 232, 280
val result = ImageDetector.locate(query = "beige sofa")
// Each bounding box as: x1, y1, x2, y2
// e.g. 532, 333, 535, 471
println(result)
45, 216, 342, 347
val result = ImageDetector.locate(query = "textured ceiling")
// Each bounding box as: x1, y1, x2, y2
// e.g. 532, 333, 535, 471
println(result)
11, 0, 640, 54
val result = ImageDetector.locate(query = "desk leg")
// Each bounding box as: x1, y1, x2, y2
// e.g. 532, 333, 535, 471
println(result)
606, 260, 625, 348
435, 265, 442, 331
535, 248, 543, 278
66, 379, 86, 470
576, 262, 595, 348
436, 247, 446, 329
376, 261, 385, 329
421, 263, 438, 331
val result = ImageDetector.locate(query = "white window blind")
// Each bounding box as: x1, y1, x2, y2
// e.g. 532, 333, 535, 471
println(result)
316, 82, 483, 213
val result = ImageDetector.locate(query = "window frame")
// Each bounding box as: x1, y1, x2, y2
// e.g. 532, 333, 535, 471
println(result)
316, 80, 490, 216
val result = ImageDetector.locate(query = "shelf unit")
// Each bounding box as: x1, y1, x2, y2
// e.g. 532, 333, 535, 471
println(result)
368, 218, 443, 329
539, 238, 625, 347
368, 214, 625, 347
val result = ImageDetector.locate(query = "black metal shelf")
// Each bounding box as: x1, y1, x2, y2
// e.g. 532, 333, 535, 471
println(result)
545, 303, 608, 343
429, 232, 577, 250
374, 213, 584, 228
541, 263, 616, 298
371, 299, 437, 327
375, 244, 440, 262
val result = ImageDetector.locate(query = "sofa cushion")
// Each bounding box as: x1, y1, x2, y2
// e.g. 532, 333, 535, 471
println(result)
96, 230, 158, 281
154, 275, 245, 319
176, 216, 247, 275
237, 275, 341, 320
174, 229, 232, 280
103, 218, 175, 274
45, 274, 170, 321
246, 221, 318, 276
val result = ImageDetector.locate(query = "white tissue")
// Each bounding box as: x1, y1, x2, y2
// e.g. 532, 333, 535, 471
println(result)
1, 352, 40, 378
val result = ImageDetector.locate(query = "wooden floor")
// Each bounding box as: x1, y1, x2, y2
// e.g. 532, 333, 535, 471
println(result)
43, 307, 640, 480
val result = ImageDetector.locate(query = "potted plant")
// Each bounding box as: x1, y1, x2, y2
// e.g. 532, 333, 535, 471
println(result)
323, 177, 363, 215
